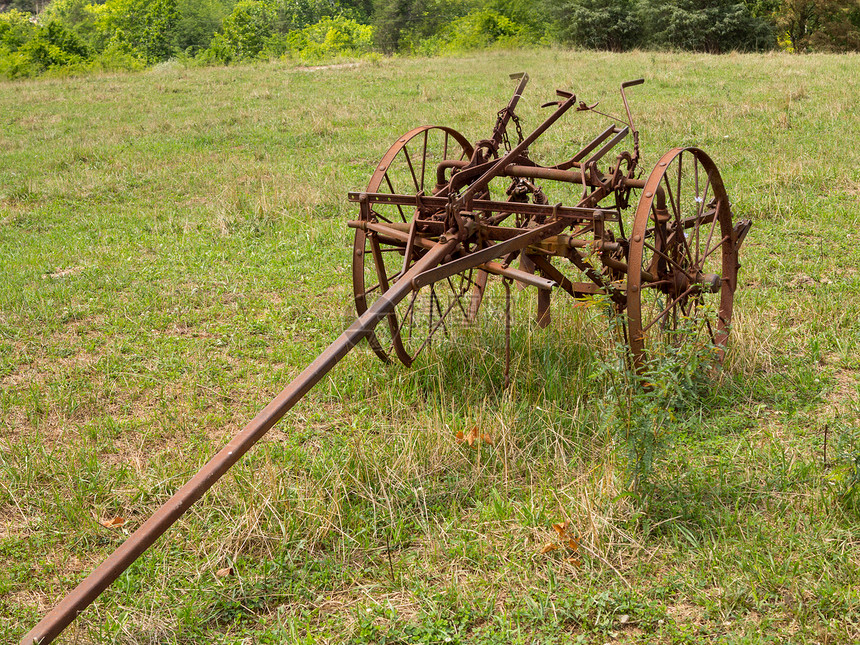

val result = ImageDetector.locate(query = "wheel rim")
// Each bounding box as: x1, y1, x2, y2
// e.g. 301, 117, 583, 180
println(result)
627, 148, 738, 369
352, 126, 479, 366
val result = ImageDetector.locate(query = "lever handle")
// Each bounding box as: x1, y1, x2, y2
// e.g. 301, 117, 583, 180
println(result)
541, 89, 575, 109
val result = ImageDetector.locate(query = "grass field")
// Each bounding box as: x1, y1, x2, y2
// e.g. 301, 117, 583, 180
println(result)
2, 49, 859, 643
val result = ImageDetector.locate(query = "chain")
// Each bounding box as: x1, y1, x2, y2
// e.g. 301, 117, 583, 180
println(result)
496, 108, 526, 152
496, 107, 512, 152
511, 112, 524, 144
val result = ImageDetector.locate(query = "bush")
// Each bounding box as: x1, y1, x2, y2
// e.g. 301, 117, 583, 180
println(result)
88, 38, 147, 71
281, 15, 374, 61
551, 0, 642, 51
415, 7, 532, 54
0, 10, 39, 78
82, 0, 180, 63
0, 47, 38, 79
806, 0, 860, 52
1, 20, 92, 77
372, 0, 471, 53
219, 0, 279, 59
484, 0, 550, 42
174, 0, 234, 53
644, 0, 775, 52
0, 8, 37, 51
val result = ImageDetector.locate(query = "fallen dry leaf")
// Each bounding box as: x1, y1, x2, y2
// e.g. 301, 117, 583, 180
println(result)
540, 542, 559, 554
455, 426, 492, 449
466, 426, 479, 447
552, 521, 570, 537
215, 567, 233, 578
99, 516, 126, 528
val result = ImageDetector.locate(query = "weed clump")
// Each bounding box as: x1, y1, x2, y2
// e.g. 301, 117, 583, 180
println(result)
595, 320, 723, 494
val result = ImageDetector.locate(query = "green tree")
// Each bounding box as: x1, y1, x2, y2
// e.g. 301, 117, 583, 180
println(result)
220, 0, 278, 58
140, 0, 179, 61
84, 0, 179, 61
174, 0, 235, 53
0, 8, 36, 51
372, 0, 469, 53
485, 0, 550, 41
19, 19, 89, 72
644, 0, 774, 52
777, 0, 860, 51
551, 0, 642, 51
282, 14, 374, 60
776, 0, 818, 49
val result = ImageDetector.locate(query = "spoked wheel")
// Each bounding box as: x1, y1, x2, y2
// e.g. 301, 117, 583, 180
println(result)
353, 125, 486, 367
627, 148, 739, 369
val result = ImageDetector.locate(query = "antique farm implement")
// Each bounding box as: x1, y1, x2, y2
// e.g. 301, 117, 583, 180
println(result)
22, 73, 750, 643
348, 73, 751, 368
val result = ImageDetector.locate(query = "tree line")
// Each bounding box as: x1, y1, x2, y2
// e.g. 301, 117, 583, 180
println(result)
1, 0, 858, 79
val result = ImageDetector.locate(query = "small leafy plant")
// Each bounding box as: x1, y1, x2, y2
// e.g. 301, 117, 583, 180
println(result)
594, 310, 721, 493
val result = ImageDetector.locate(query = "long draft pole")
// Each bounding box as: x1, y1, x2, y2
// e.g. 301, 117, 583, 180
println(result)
20, 233, 460, 645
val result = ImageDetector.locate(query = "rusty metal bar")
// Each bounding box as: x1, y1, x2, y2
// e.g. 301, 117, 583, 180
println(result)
459, 92, 579, 206
346, 192, 618, 222
346, 220, 556, 290
411, 218, 569, 290
503, 164, 584, 184
20, 234, 461, 645
584, 125, 629, 165
492, 72, 529, 149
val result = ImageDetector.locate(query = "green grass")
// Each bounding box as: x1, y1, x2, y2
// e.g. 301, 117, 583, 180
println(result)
2, 49, 859, 643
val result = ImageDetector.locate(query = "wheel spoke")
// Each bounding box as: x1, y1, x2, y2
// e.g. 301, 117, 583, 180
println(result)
694, 171, 711, 266
383, 172, 408, 222
703, 199, 721, 264
370, 207, 393, 224
421, 130, 428, 191
353, 126, 477, 366
643, 239, 688, 276
407, 291, 463, 360
674, 150, 683, 221
662, 169, 695, 270
628, 150, 738, 368
641, 284, 697, 334
401, 144, 420, 193
700, 233, 731, 264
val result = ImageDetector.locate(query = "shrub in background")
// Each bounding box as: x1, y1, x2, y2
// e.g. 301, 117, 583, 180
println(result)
20, 19, 89, 70
173, 0, 234, 53
372, 0, 471, 53
806, 0, 860, 52
551, 0, 642, 51
0, 12, 94, 77
0, 9, 38, 78
0, 7, 37, 49
217, 0, 278, 59
643, 0, 775, 52
281, 15, 374, 62
417, 7, 526, 54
